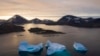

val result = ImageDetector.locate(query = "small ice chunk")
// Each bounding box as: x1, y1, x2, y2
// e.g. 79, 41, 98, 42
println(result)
73, 42, 88, 51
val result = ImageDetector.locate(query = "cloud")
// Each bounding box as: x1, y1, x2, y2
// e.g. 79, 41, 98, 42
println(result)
0, 0, 100, 20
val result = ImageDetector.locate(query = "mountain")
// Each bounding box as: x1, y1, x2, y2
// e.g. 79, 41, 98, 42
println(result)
0, 19, 7, 24
92, 18, 100, 27
57, 15, 81, 24
57, 15, 100, 28
30, 18, 55, 24
7, 15, 28, 24
42, 19, 55, 24
30, 18, 42, 24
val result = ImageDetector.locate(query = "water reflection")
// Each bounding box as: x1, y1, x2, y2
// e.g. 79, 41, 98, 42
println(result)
0, 23, 100, 56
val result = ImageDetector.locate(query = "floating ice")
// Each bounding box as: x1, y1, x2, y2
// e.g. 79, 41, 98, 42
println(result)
73, 42, 88, 53
27, 43, 43, 52
18, 41, 43, 53
46, 40, 67, 55
18, 41, 29, 51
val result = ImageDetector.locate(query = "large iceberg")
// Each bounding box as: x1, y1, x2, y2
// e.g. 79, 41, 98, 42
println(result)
18, 41, 43, 53
46, 40, 71, 56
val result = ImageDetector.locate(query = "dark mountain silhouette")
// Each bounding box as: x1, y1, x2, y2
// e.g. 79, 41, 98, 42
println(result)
0, 23, 25, 34
30, 18, 55, 24
0, 19, 6, 24
7, 15, 28, 24
0, 15, 100, 28
57, 15, 82, 25
92, 18, 100, 27
30, 18, 42, 24
57, 15, 100, 28
42, 19, 55, 24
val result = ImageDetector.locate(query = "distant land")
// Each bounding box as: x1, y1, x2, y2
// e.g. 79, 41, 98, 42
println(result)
0, 14, 100, 28
0, 23, 25, 34
28, 27, 65, 34
57, 15, 100, 28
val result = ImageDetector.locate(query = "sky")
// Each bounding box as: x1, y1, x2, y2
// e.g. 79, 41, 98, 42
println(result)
0, 0, 100, 21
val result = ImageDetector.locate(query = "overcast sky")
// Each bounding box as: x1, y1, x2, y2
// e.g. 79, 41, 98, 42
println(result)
0, 0, 100, 20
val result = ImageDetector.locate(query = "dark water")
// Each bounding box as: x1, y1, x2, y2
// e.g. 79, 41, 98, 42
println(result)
0, 23, 100, 56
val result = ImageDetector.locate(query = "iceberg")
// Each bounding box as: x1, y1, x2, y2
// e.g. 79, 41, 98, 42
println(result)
18, 41, 29, 51
27, 43, 43, 53
18, 41, 43, 54
45, 40, 52, 48
46, 40, 71, 56
73, 42, 88, 54
18, 41, 29, 56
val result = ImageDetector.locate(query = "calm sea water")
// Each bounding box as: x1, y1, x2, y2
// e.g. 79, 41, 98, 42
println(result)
0, 23, 100, 56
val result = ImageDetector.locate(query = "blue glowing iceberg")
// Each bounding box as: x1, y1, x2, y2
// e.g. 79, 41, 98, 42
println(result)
73, 42, 88, 54
46, 40, 71, 56
18, 41, 29, 52
18, 41, 43, 53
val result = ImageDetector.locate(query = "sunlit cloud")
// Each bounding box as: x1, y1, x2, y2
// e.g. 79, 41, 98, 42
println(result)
0, 0, 100, 20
